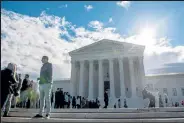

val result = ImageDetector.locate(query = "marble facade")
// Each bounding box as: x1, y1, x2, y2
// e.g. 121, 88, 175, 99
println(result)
69, 39, 146, 108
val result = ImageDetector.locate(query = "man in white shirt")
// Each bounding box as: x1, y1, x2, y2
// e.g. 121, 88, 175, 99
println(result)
76, 96, 80, 109
34, 56, 53, 119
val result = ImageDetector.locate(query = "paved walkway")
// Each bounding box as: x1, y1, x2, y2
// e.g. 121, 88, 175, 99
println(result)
2, 107, 184, 123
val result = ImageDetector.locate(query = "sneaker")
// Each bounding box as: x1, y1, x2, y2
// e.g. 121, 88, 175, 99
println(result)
3, 112, 9, 117
33, 114, 43, 118
45, 114, 50, 119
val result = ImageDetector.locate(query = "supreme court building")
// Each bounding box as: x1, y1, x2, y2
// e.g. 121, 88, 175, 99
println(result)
69, 39, 145, 108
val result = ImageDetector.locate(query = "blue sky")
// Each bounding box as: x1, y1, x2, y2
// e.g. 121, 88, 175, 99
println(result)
1, 1, 184, 79
2, 1, 184, 46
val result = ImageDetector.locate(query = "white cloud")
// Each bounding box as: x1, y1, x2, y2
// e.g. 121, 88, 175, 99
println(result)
1, 9, 74, 80
88, 20, 103, 30
1, 8, 184, 81
108, 17, 113, 23
116, 1, 131, 9
84, 5, 93, 11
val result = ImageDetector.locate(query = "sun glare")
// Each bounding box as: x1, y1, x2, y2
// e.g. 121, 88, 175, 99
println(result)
140, 27, 156, 39
137, 26, 157, 46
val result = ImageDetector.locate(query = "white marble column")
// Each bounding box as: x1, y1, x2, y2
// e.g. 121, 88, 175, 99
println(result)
109, 58, 115, 99
98, 59, 104, 107
138, 57, 145, 89
129, 57, 136, 98
79, 60, 85, 97
118, 58, 126, 105
70, 60, 76, 97
88, 60, 94, 100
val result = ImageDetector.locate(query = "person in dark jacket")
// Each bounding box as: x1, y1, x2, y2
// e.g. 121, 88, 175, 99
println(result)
20, 74, 30, 108
54, 89, 59, 108
104, 90, 109, 108
85, 99, 89, 108
1, 63, 18, 117
67, 95, 71, 108
97, 100, 100, 108
92, 100, 95, 108
89, 100, 92, 108
72, 96, 76, 108
11, 73, 22, 108
51, 91, 54, 107
95, 98, 99, 108
60, 89, 65, 108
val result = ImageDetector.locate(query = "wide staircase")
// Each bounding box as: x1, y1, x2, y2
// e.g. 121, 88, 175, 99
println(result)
1, 107, 184, 123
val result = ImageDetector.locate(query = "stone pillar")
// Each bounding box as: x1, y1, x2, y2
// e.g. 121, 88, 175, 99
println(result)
98, 59, 104, 107
88, 60, 94, 100
118, 58, 126, 106
70, 60, 76, 97
129, 57, 136, 98
109, 58, 115, 107
138, 57, 145, 89
128, 57, 144, 108
79, 60, 85, 97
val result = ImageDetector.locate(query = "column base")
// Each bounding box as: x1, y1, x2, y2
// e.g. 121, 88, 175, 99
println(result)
98, 97, 104, 108
126, 97, 145, 108
108, 97, 117, 108
120, 96, 126, 108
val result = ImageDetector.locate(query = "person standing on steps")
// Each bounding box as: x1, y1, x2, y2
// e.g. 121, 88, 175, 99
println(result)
1, 63, 18, 117
51, 91, 54, 108
34, 56, 53, 119
65, 92, 68, 108
72, 96, 76, 108
60, 88, 64, 109
20, 74, 31, 108
103, 90, 109, 108
76, 96, 80, 109
54, 88, 58, 108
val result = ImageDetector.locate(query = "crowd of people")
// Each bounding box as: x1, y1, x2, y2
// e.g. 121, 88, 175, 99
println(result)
1, 55, 184, 119
1, 56, 53, 118
54, 89, 104, 109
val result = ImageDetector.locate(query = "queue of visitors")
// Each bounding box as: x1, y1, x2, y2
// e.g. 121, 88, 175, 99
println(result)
54, 89, 101, 109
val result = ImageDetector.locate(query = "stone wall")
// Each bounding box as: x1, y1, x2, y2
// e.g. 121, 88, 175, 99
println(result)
145, 73, 184, 106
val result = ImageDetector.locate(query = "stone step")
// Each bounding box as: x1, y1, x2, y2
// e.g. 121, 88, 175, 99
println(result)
8, 112, 184, 119
10, 107, 184, 113
1, 117, 184, 123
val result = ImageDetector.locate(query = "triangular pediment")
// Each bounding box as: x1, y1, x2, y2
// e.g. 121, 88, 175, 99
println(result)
69, 39, 144, 56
